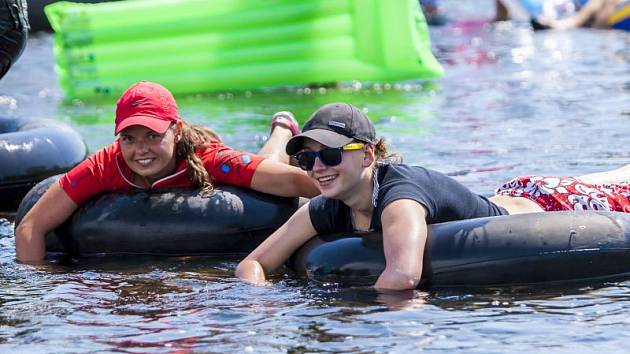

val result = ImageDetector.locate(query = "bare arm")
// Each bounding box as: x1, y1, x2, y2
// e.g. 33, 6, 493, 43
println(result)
374, 199, 428, 290
15, 182, 79, 264
250, 159, 319, 198
236, 203, 318, 284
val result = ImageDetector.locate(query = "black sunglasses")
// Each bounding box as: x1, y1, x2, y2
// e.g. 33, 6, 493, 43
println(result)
294, 143, 365, 171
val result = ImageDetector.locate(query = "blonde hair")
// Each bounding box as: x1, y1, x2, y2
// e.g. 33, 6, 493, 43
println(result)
175, 120, 221, 193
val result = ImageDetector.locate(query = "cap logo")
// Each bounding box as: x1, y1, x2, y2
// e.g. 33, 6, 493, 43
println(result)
329, 121, 346, 129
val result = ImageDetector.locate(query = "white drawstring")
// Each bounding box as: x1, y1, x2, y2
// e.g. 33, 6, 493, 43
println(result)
371, 167, 379, 208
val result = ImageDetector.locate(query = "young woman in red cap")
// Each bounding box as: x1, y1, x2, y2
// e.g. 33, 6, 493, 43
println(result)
15, 81, 319, 263
236, 102, 630, 290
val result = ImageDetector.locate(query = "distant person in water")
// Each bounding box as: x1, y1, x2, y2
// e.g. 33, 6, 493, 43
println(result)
494, 0, 579, 22
0, 0, 29, 79
532, 0, 629, 30
15, 81, 319, 263
236, 102, 630, 290
419, 0, 448, 26
495, 0, 513, 21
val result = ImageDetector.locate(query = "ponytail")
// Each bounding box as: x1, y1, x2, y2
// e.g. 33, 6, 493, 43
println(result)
372, 138, 402, 169
175, 120, 221, 193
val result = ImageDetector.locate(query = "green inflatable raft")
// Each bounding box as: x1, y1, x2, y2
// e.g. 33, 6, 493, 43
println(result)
46, 0, 443, 99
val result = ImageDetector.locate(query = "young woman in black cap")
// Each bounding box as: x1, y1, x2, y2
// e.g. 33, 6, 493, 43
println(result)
236, 102, 630, 290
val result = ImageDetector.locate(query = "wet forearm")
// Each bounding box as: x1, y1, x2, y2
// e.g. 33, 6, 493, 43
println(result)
15, 223, 46, 263
374, 268, 421, 290
235, 259, 268, 285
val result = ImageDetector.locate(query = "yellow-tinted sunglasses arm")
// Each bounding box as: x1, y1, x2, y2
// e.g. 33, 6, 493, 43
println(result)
342, 143, 365, 151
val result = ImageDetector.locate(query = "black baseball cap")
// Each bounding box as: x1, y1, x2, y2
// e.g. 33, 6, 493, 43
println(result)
286, 103, 376, 155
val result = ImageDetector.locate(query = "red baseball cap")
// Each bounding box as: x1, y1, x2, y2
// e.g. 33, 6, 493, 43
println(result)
114, 81, 180, 135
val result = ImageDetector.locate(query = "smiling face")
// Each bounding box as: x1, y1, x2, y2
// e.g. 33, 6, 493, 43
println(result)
118, 124, 180, 185
302, 139, 372, 201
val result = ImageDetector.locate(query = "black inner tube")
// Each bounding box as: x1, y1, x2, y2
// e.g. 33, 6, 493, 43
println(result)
15, 175, 300, 257
290, 211, 630, 288
0, 117, 87, 211
0, 0, 29, 78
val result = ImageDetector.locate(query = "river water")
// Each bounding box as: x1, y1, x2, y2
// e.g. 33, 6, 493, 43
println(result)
1, 1, 629, 352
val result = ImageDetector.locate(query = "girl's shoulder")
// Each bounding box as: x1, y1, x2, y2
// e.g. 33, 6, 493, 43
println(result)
84, 141, 122, 167
377, 163, 434, 182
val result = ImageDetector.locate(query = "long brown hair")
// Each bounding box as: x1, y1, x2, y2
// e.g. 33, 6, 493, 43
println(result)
175, 120, 221, 192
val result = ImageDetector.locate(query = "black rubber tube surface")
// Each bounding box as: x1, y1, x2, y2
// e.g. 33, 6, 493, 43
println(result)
0, 0, 28, 78
15, 176, 299, 256
0, 117, 87, 211
290, 211, 630, 287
